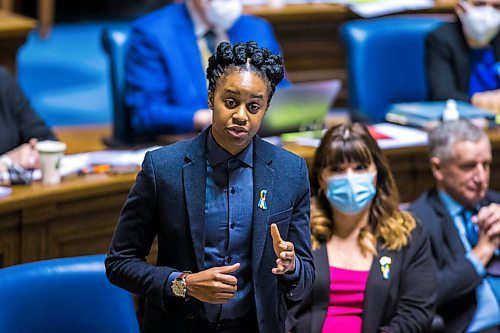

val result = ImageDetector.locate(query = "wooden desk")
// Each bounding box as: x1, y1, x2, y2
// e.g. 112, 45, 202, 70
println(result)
54, 124, 111, 154
0, 172, 135, 268
0, 9, 36, 75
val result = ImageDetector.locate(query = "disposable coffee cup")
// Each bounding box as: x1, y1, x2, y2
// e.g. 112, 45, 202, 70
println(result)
268, 0, 286, 9
36, 140, 67, 185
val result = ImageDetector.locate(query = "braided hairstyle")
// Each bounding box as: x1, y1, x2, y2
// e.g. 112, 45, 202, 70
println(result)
206, 41, 284, 104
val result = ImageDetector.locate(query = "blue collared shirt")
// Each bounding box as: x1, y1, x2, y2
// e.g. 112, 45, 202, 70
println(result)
202, 130, 254, 321
165, 132, 254, 321
438, 191, 500, 332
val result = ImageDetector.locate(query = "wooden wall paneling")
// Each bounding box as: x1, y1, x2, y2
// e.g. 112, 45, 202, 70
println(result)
264, 13, 349, 105
47, 193, 126, 259
20, 204, 56, 262
0, 38, 20, 74
0, 10, 36, 75
0, 213, 21, 267
490, 138, 500, 193
412, 151, 435, 200
384, 152, 417, 204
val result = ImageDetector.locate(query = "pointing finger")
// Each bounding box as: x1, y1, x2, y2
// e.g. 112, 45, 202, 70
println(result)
271, 224, 283, 244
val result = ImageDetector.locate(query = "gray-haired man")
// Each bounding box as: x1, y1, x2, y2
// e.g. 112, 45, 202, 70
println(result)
410, 120, 499, 333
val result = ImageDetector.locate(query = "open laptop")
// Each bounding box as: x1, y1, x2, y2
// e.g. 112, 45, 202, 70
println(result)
258, 80, 342, 137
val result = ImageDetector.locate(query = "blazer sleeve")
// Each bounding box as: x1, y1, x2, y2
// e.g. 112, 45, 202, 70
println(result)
105, 152, 176, 310
277, 158, 315, 301
0, 68, 56, 152
409, 200, 482, 307
378, 224, 437, 333
426, 29, 470, 102
430, 240, 482, 307
125, 28, 198, 136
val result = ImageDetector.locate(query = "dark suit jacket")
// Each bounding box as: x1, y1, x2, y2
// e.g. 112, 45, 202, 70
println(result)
410, 189, 500, 333
0, 67, 56, 155
105, 128, 315, 333
286, 223, 436, 333
125, 3, 288, 136
426, 21, 500, 102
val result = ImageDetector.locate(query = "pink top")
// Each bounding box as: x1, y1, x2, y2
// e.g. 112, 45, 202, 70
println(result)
321, 266, 370, 333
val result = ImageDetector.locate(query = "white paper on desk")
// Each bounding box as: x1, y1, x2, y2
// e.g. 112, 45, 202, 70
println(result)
242, 0, 313, 5
32, 146, 163, 179
371, 123, 428, 149
282, 123, 427, 149
31, 153, 87, 180
85, 147, 161, 167
242, 0, 267, 5
0, 186, 12, 198
349, 0, 433, 17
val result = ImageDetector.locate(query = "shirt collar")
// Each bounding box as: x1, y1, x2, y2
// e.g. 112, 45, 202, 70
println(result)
438, 190, 466, 217
207, 128, 253, 168
186, 0, 210, 38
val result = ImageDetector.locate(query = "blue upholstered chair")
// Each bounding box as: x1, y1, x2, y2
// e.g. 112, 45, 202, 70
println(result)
341, 17, 445, 122
102, 26, 133, 145
0, 255, 139, 333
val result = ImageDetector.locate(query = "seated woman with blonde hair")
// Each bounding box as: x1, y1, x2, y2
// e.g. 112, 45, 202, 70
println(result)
286, 123, 436, 333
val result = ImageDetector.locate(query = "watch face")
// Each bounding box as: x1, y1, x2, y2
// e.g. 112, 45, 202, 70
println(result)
172, 279, 186, 297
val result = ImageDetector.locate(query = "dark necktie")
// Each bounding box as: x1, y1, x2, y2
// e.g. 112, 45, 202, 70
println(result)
461, 209, 479, 247
204, 30, 216, 54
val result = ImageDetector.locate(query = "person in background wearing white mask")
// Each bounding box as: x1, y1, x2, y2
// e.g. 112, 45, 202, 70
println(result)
286, 123, 436, 333
426, 0, 500, 114
124, 0, 288, 141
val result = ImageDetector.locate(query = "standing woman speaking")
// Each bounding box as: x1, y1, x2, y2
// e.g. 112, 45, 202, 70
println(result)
106, 41, 314, 333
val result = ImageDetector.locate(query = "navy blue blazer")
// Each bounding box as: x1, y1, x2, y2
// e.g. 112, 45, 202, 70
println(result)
426, 21, 500, 102
286, 223, 436, 333
410, 189, 500, 333
125, 3, 288, 136
106, 128, 315, 333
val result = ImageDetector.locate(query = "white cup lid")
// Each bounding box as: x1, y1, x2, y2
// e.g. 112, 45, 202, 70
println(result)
36, 140, 67, 153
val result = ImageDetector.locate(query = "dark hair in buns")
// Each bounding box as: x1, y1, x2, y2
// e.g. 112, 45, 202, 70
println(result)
206, 41, 284, 102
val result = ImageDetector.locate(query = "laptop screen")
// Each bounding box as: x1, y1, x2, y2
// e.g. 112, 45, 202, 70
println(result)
258, 80, 342, 137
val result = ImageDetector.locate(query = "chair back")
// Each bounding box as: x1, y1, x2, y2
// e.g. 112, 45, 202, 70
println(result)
341, 17, 445, 122
102, 26, 133, 145
0, 255, 139, 333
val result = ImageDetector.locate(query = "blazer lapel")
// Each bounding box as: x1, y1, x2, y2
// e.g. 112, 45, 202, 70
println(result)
183, 130, 208, 271
428, 190, 466, 257
362, 244, 395, 333
311, 245, 330, 333
252, 137, 275, 275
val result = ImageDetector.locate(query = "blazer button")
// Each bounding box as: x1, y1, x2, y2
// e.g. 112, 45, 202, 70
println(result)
187, 313, 194, 320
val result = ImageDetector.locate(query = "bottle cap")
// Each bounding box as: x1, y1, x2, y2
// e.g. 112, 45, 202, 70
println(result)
442, 99, 459, 121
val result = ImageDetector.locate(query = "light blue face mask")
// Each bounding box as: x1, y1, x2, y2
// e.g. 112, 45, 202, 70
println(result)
325, 172, 376, 215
